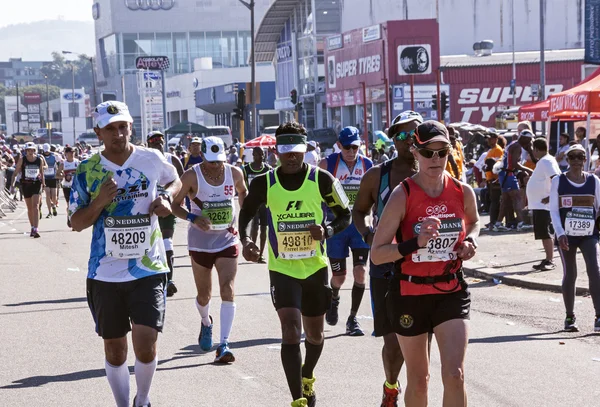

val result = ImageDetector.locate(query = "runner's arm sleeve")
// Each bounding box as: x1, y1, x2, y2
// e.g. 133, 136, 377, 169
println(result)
549, 176, 565, 237
317, 168, 351, 237
239, 174, 268, 240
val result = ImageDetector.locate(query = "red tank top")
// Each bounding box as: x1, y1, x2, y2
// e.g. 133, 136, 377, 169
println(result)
397, 175, 466, 296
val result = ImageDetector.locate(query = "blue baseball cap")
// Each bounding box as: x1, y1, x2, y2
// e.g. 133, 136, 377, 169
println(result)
338, 126, 361, 147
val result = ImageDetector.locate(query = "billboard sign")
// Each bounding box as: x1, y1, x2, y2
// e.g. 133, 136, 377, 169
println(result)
136, 56, 170, 70
585, 0, 600, 64
397, 45, 432, 75
23, 92, 42, 105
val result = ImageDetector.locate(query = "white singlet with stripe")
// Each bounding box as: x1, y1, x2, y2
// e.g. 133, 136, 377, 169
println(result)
188, 163, 238, 253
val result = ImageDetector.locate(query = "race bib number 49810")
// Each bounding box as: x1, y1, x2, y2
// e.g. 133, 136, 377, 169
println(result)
105, 215, 152, 259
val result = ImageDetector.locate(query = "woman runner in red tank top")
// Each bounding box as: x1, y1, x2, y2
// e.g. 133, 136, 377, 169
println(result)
372, 121, 480, 407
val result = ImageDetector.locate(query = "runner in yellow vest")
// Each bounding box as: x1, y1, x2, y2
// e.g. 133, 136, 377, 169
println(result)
239, 122, 351, 407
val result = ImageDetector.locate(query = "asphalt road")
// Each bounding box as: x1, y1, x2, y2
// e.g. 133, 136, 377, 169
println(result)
1, 205, 600, 406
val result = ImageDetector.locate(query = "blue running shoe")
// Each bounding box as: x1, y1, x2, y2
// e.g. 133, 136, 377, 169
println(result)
198, 316, 213, 351
214, 342, 235, 364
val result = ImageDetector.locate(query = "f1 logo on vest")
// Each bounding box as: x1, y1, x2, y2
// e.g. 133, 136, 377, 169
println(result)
286, 201, 303, 211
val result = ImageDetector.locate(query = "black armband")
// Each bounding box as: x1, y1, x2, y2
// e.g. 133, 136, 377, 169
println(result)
397, 237, 421, 257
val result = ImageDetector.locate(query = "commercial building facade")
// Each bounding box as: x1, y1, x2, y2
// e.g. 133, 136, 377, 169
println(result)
0, 58, 50, 88
92, 0, 274, 134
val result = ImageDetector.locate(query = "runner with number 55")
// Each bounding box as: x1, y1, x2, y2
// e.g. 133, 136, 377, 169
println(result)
171, 136, 248, 364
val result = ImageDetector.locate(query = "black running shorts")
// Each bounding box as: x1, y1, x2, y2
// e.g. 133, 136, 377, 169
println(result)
62, 187, 71, 203
86, 274, 167, 339
387, 276, 470, 337
269, 267, 332, 317
370, 276, 393, 337
45, 178, 58, 188
22, 181, 42, 199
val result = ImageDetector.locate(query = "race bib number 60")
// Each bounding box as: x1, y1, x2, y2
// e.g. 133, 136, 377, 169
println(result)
105, 215, 152, 258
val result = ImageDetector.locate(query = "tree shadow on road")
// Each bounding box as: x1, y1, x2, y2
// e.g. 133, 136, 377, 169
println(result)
4, 297, 87, 307
0, 368, 108, 389
469, 330, 599, 344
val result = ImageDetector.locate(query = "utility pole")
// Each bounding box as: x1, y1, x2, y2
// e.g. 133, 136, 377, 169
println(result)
239, 0, 257, 139
15, 82, 20, 133
71, 63, 76, 144
540, 0, 546, 135
511, 0, 517, 106
45, 75, 51, 145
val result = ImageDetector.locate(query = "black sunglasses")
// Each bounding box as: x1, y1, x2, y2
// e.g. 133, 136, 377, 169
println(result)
567, 153, 586, 161
417, 148, 450, 159
343, 145, 359, 151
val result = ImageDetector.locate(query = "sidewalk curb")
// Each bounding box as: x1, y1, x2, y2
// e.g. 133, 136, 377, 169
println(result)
463, 261, 590, 296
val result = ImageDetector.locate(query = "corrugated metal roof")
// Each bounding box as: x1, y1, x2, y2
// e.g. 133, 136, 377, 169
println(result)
254, 0, 301, 63
441, 48, 584, 68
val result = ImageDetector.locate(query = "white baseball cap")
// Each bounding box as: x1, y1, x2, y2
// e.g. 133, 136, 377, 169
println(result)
93, 101, 133, 129
566, 144, 586, 155
190, 137, 202, 144
202, 136, 226, 162
25, 142, 36, 150
42, 143, 51, 152
276, 133, 308, 154
519, 130, 534, 139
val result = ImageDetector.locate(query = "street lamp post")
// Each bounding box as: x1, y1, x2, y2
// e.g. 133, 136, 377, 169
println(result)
45, 75, 51, 145
238, 0, 257, 139
70, 63, 76, 144
62, 50, 97, 107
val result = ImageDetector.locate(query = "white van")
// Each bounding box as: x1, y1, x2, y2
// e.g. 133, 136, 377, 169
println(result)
206, 126, 233, 148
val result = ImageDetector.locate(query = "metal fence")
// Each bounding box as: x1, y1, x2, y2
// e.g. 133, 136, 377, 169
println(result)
0, 169, 18, 218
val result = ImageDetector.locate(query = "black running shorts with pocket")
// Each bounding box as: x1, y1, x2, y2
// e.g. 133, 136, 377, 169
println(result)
269, 267, 332, 317
86, 274, 167, 339
532, 209, 554, 240
387, 276, 470, 337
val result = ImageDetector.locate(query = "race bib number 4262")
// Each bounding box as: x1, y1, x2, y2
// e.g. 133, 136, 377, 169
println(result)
104, 215, 152, 259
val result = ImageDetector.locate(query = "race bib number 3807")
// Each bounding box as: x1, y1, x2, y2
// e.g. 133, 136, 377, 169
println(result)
105, 215, 152, 259
412, 218, 463, 263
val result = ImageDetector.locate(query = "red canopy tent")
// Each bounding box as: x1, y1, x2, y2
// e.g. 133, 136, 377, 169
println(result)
518, 100, 550, 122
243, 135, 276, 148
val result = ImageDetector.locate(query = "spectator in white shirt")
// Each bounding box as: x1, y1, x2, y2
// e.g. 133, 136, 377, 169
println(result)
527, 138, 561, 271
304, 141, 320, 166
555, 133, 570, 171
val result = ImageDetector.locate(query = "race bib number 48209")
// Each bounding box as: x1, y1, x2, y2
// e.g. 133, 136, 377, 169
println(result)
105, 215, 152, 259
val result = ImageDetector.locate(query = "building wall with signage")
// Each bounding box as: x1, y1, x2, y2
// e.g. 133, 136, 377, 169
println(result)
60, 89, 89, 146
340, 0, 584, 55
93, 0, 274, 134
324, 19, 440, 134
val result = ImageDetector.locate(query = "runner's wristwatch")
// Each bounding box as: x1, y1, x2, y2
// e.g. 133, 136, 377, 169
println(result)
159, 191, 172, 204
464, 236, 478, 248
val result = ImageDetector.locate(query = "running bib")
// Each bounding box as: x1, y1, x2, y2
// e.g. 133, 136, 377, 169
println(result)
565, 207, 594, 236
202, 200, 233, 230
25, 166, 39, 180
277, 220, 317, 259
104, 215, 152, 259
44, 167, 55, 177
343, 184, 360, 209
412, 218, 462, 263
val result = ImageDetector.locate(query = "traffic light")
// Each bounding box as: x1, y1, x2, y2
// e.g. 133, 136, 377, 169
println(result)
290, 89, 298, 105
440, 92, 449, 119
237, 89, 246, 110
233, 108, 243, 120
431, 94, 437, 111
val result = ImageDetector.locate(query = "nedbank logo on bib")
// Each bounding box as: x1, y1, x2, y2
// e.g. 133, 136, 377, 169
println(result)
202, 201, 232, 210
104, 215, 151, 228
278, 220, 314, 232
413, 218, 462, 235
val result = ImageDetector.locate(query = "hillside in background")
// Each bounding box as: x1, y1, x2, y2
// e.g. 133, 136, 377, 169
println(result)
0, 20, 95, 61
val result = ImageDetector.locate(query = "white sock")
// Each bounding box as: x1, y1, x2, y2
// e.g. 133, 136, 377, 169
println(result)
134, 356, 157, 406
105, 360, 130, 407
196, 298, 211, 326
220, 301, 236, 344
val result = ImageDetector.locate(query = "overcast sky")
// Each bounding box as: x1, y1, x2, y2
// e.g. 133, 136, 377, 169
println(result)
0, 0, 92, 28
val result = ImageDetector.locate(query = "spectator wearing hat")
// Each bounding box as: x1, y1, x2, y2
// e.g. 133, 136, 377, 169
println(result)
304, 140, 320, 166
183, 137, 204, 171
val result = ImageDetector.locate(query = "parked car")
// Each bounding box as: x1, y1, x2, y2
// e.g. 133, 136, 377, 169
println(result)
261, 126, 278, 136
307, 128, 337, 154
12, 132, 34, 143
34, 131, 64, 145
167, 136, 181, 148
77, 132, 100, 147
206, 126, 233, 148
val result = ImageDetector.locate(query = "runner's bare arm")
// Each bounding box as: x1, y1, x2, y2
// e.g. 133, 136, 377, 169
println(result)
352, 166, 379, 245
238, 174, 267, 241
456, 184, 480, 260
170, 169, 197, 221
11, 156, 22, 188
371, 185, 406, 265
40, 156, 46, 187
231, 165, 248, 208
171, 155, 184, 177
318, 157, 328, 171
